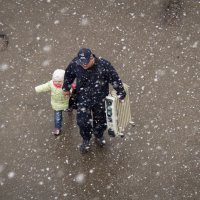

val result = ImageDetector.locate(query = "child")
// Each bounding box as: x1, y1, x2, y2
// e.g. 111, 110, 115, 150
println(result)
35, 69, 70, 136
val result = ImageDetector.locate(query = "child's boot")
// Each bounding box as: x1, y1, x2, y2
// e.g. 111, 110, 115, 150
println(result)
53, 129, 61, 136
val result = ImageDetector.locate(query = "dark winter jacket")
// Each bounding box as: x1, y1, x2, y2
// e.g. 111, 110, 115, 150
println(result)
62, 55, 126, 106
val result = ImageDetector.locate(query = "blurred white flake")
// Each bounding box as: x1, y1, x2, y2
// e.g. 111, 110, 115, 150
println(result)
80, 16, 89, 26
43, 45, 52, 52
0, 63, 9, 71
42, 59, 51, 67
54, 20, 60, 25
74, 173, 86, 184
191, 41, 199, 48
8, 171, 15, 179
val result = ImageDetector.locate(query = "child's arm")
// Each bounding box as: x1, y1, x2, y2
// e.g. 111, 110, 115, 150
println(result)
35, 81, 51, 93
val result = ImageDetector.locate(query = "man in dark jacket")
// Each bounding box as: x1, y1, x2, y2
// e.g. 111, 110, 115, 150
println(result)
62, 48, 126, 153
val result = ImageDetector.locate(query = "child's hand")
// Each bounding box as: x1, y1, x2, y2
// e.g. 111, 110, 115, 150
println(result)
71, 83, 76, 90
63, 91, 70, 96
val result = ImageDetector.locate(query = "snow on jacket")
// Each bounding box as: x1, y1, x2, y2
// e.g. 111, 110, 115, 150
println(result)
62, 55, 126, 106
35, 80, 69, 111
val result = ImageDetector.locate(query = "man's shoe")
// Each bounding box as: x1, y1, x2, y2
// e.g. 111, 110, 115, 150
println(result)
80, 140, 90, 153
95, 136, 106, 146
53, 129, 61, 136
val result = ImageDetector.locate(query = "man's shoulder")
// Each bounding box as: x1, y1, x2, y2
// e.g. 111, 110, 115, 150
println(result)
67, 57, 81, 70
69, 57, 79, 66
97, 57, 111, 67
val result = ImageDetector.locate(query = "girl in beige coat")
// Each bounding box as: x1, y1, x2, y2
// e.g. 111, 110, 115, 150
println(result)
35, 69, 70, 136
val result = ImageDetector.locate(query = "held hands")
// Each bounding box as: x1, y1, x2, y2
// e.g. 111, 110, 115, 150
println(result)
63, 91, 70, 96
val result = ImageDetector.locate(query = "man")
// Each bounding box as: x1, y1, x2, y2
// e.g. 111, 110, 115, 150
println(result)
62, 48, 126, 153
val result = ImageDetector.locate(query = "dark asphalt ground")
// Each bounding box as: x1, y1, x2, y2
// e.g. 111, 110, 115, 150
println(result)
0, 0, 199, 199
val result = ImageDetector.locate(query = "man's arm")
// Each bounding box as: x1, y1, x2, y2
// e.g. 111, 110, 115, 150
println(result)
62, 62, 76, 93
106, 61, 126, 100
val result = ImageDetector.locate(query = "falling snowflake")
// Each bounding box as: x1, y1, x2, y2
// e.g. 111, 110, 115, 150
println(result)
42, 60, 51, 67
54, 20, 60, 25
8, 171, 15, 179
43, 45, 52, 52
0, 63, 9, 71
191, 41, 199, 48
74, 173, 86, 184
80, 16, 89, 26
39, 181, 44, 185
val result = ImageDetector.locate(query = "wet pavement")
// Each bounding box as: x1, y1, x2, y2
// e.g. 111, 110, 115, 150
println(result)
0, 0, 199, 199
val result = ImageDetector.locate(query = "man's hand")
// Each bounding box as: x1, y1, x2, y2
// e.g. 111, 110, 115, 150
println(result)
63, 91, 70, 96
117, 95, 125, 103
